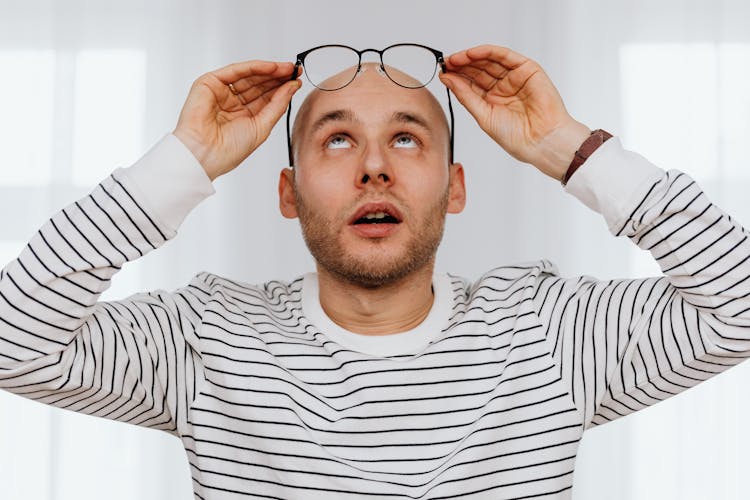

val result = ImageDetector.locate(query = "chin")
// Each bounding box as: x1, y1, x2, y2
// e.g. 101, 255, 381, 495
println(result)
301, 218, 443, 289
323, 248, 434, 289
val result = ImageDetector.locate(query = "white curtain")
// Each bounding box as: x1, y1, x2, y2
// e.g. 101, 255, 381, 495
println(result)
1, 0, 749, 498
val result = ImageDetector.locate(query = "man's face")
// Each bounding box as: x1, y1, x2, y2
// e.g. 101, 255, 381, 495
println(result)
279, 64, 465, 288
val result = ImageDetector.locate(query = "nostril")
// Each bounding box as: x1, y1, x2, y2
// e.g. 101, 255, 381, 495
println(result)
379, 173, 390, 182
361, 174, 370, 184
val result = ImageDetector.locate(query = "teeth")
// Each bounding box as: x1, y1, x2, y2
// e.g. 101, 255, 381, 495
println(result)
364, 212, 388, 220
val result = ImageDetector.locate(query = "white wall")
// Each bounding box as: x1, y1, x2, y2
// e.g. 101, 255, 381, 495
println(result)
1, 0, 749, 498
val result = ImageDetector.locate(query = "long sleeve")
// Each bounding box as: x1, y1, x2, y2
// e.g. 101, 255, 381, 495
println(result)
535, 137, 750, 428
0, 134, 215, 434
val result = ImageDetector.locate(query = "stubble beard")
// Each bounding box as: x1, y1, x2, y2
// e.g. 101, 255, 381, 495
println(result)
295, 189, 449, 289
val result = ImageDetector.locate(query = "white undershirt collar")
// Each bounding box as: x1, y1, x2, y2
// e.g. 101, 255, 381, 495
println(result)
301, 272, 452, 357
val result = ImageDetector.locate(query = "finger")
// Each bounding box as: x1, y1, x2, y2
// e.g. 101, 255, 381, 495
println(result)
233, 77, 289, 104
211, 60, 297, 85
228, 65, 304, 94
454, 59, 511, 83
439, 72, 491, 123
445, 45, 527, 71
222, 78, 279, 110
451, 58, 543, 99
449, 65, 506, 94
252, 79, 303, 135
223, 70, 303, 111
240, 78, 294, 116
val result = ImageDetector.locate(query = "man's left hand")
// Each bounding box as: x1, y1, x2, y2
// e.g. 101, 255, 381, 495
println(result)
440, 45, 591, 181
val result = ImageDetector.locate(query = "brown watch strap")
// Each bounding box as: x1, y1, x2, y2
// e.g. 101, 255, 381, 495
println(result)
561, 129, 613, 186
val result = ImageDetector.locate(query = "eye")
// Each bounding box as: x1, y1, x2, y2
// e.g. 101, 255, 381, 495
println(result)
393, 133, 419, 149
326, 134, 352, 149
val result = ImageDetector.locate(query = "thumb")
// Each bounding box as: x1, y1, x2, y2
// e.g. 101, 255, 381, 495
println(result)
440, 73, 491, 126
255, 79, 302, 131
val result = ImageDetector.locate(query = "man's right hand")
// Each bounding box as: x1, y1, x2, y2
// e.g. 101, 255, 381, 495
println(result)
173, 60, 302, 181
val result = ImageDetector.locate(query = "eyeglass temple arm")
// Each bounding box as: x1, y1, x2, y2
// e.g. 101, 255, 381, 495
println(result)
292, 61, 301, 80
286, 61, 303, 167
438, 58, 455, 164
446, 87, 455, 165
286, 102, 294, 167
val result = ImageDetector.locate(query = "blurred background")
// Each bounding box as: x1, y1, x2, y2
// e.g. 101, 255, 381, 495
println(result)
1, 0, 749, 498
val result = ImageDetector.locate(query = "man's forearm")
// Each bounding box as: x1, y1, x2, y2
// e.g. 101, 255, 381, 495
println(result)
553, 137, 750, 425
0, 134, 213, 366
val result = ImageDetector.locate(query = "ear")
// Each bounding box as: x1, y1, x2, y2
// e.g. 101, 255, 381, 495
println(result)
446, 162, 466, 214
278, 168, 299, 219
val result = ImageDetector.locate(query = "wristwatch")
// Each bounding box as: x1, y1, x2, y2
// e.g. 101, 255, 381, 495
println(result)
561, 129, 613, 186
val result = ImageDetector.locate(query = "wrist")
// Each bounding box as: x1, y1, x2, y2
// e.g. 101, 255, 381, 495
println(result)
532, 120, 591, 181
172, 128, 218, 181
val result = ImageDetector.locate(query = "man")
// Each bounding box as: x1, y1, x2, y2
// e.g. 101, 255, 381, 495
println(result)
1, 44, 748, 499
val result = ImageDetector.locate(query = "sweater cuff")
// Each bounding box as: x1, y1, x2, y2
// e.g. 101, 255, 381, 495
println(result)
113, 133, 216, 234
563, 136, 665, 233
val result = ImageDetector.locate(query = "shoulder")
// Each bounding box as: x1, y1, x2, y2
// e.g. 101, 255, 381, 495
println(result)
442, 260, 563, 314
185, 271, 305, 308
460, 259, 561, 293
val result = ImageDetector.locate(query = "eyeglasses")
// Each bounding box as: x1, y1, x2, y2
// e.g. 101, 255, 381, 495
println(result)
285, 43, 455, 166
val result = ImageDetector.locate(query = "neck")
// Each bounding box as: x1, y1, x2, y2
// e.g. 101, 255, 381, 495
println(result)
316, 263, 435, 336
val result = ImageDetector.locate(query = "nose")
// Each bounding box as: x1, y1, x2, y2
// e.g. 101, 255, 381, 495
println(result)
356, 143, 394, 189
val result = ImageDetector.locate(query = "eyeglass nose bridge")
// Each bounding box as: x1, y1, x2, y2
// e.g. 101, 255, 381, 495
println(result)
356, 48, 387, 72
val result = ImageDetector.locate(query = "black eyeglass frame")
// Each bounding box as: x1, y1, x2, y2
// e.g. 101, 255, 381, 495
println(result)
285, 43, 455, 167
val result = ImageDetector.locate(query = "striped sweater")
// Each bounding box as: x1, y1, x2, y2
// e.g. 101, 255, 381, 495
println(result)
1, 134, 749, 499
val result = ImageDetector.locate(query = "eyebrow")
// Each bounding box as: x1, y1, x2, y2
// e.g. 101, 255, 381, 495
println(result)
390, 111, 432, 135
310, 109, 358, 135
308, 109, 434, 136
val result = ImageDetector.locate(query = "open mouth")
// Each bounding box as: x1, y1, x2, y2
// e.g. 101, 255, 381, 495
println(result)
353, 211, 401, 225
349, 203, 403, 227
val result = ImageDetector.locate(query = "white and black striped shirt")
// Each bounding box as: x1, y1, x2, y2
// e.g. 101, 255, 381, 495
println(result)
1, 134, 749, 499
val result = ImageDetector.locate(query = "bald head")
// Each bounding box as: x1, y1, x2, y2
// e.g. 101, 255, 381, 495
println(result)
290, 63, 451, 165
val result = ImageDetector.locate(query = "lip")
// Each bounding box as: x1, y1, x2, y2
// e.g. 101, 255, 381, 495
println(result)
347, 202, 404, 226
347, 201, 403, 239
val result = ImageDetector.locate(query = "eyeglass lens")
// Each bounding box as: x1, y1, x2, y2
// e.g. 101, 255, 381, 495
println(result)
303, 47, 360, 90
302, 45, 439, 91
381, 45, 438, 88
